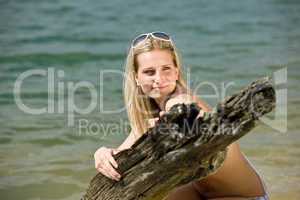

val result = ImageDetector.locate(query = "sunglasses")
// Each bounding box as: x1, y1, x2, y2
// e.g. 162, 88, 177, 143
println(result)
131, 31, 172, 48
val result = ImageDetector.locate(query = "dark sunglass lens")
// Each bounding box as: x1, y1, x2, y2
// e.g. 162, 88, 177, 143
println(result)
152, 32, 170, 40
132, 34, 147, 46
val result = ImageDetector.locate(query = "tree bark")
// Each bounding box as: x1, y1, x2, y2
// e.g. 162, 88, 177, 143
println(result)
82, 77, 276, 200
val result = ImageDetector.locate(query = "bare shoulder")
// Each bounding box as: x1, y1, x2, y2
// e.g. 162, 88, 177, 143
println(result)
165, 93, 212, 112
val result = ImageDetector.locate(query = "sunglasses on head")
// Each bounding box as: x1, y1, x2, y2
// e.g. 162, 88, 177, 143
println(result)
131, 31, 172, 48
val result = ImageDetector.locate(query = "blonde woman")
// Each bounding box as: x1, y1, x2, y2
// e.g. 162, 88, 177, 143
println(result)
94, 32, 269, 200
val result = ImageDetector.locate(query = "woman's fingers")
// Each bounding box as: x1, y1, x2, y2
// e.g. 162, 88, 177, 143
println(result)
147, 111, 168, 128
148, 118, 158, 128
112, 148, 121, 155
94, 154, 103, 169
97, 166, 116, 180
103, 157, 121, 180
148, 113, 169, 128
196, 110, 205, 119
107, 153, 118, 169
97, 160, 119, 181
159, 111, 165, 117
94, 147, 121, 181
94, 147, 107, 168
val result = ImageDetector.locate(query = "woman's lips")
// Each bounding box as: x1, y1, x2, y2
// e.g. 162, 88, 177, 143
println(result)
153, 85, 168, 89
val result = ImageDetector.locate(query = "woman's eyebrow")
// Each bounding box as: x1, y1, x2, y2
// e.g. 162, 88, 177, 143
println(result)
161, 64, 173, 67
141, 66, 155, 70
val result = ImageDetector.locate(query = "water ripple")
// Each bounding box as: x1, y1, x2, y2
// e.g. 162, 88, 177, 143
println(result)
0, 52, 124, 65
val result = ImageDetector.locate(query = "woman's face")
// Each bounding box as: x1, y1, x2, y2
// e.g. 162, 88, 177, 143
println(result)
135, 49, 179, 100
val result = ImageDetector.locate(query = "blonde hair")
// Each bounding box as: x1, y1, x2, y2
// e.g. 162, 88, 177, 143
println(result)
123, 35, 190, 137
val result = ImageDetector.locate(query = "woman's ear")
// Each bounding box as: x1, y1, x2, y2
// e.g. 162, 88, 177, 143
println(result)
175, 68, 179, 81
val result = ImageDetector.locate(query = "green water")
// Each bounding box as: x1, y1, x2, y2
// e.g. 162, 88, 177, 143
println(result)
0, 0, 299, 199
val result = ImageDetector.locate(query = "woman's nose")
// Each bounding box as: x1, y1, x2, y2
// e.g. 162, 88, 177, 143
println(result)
154, 71, 162, 83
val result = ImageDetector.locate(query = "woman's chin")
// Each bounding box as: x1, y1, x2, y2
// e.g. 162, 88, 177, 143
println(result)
147, 84, 176, 99
149, 91, 162, 99
149, 89, 170, 99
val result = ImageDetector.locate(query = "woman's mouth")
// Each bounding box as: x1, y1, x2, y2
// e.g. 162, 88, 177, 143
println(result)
154, 82, 171, 88
153, 85, 168, 89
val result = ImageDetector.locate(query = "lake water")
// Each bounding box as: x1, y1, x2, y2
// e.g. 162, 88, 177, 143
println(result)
0, 0, 299, 199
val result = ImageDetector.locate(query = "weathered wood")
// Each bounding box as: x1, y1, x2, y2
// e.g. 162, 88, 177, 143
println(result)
82, 77, 276, 200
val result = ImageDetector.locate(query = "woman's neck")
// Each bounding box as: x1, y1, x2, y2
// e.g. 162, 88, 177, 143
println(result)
154, 96, 168, 111
154, 84, 181, 111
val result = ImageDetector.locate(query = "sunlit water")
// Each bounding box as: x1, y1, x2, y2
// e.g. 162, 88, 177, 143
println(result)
0, 0, 299, 199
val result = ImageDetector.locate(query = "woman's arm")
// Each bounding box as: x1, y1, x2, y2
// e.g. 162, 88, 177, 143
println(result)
94, 130, 138, 180
115, 130, 138, 151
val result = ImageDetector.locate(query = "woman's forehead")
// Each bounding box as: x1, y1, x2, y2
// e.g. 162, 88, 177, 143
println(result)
136, 49, 174, 69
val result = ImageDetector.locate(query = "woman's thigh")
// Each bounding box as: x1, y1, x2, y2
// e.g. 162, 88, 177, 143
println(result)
164, 182, 204, 200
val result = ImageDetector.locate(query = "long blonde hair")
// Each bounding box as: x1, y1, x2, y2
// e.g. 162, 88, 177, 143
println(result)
123, 35, 189, 137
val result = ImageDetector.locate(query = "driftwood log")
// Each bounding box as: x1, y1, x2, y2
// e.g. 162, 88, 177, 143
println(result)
82, 77, 276, 200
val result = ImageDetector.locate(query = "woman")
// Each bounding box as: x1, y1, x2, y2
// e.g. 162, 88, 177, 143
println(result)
94, 32, 269, 200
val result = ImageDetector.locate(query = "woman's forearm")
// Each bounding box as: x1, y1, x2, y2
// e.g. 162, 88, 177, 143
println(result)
116, 130, 137, 151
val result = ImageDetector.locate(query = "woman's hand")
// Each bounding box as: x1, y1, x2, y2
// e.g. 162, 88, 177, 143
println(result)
94, 147, 121, 181
147, 111, 165, 128
165, 94, 211, 113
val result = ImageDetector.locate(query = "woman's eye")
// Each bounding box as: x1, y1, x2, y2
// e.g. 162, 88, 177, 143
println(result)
143, 70, 155, 75
163, 67, 171, 71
